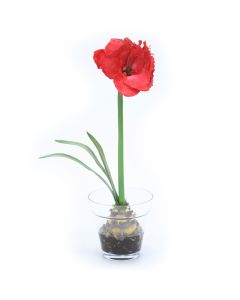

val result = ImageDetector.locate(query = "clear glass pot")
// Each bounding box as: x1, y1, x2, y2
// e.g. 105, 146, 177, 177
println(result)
88, 187, 153, 260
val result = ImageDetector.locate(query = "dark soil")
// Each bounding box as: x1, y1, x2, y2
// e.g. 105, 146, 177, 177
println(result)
99, 231, 143, 255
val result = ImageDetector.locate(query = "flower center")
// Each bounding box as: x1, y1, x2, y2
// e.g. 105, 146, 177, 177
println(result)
122, 66, 132, 76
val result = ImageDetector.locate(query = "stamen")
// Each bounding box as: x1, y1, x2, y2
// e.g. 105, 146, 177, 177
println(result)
123, 66, 132, 76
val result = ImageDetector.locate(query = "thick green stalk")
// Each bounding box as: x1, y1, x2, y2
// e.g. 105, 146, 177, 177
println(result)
118, 92, 126, 205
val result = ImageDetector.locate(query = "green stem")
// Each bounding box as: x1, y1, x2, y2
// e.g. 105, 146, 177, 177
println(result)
118, 92, 126, 205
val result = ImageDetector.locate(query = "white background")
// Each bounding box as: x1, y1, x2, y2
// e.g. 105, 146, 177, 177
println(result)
0, 0, 240, 299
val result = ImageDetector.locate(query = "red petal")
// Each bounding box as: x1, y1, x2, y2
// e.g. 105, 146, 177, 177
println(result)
126, 47, 155, 91
124, 72, 152, 91
114, 78, 139, 97
93, 49, 121, 79
127, 47, 145, 73
105, 38, 133, 56
105, 39, 124, 56
93, 49, 105, 69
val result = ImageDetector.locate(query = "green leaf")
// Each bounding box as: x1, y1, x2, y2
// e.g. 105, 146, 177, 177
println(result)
87, 132, 118, 202
39, 153, 115, 199
54, 140, 106, 174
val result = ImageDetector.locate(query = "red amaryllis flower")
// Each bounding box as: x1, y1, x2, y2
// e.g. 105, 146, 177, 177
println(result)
93, 38, 155, 97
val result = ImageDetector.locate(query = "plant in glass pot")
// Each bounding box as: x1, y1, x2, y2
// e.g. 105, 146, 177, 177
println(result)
40, 37, 155, 260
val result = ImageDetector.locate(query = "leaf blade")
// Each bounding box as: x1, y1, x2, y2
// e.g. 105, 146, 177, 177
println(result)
54, 139, 106, 174
39, 153, 115, 199
87, 132, 118, 202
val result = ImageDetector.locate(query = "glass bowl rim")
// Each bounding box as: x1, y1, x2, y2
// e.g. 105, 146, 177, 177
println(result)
88, 186, 153, 207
